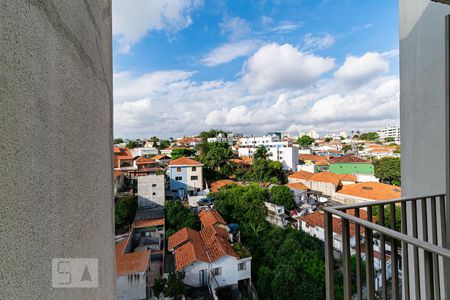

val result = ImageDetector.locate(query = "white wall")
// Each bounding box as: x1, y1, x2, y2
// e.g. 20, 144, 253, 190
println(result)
186, 166, 203, 191
116, 273, 147, 300
137, 174, 166, 208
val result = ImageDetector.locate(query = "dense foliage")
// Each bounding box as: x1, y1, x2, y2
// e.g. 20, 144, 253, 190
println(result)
270, 186, 295, 210
359, 132, 379, 141
342, 144, 352, 153
297, 135, 315, 148
115, 196, 137, 228
152, 272, 186, 299
125, 140, 138, 149
374, 157, 401, 186
113, 138, 124, 144
171, 148, 197, 160
384, 137, 395, 142
165, 200, 200, 237
198, 129, 227, 141
253, 146, 270, 160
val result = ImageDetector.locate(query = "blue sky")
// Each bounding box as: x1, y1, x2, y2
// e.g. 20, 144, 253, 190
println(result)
112, 0, 399, 139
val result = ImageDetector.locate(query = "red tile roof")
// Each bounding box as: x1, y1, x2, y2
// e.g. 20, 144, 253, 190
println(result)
309, 172, 341, 186
316, 159, 330, 166
329, 155, 371, 164
337, 182, 401, 200
133, 218, 165, 228
135, 156, 156, 165
153, 154, 169, 160
297, 211, 364, 237
114, 147, 133, 168
339, 174, 357, 182
210, 180, 237, 193
299, 154, 326, 162
169, 157, 203, 166
115, 238, 151, 276
288, 170, 314, 180
168, 227, 202, 251
198, 209, 227, 227
286, 182, 309, 191
200, 225, 237, 262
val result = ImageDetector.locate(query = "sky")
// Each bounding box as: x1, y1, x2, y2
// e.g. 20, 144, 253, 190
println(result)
112, 0, 399, 139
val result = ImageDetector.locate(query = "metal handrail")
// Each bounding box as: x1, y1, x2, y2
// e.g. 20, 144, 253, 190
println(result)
330, 193, 446, 210
323, 206, 450, 259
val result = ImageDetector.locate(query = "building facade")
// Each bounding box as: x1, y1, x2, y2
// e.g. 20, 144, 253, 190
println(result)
169, 157, 204, 199
137, 174, 166, 208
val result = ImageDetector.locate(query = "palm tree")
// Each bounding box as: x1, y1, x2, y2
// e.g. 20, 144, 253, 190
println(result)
253, 146, 270, 160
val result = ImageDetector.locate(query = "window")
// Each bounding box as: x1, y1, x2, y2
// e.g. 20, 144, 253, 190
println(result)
192, 166, 196, 171
211, 267, 221, 276
152, 184, 157, 187
175, 176, 182, 181
152, 192, 156, 195
176, 167, 181, 172
238, 262, 246, 271
191, 176, 198, 180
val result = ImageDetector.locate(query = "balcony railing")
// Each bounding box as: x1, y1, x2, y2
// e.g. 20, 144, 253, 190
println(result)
323, 194, 450, 300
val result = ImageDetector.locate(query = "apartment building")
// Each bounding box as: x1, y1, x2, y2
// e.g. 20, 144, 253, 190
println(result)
378, 125, 400, 143
168, 157, 204, 199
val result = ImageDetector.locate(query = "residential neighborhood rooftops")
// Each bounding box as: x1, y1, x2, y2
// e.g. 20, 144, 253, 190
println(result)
153, 154, 169, 160
316, 159, 330, 166
286, 182, 309, 191
288, 170, 314, 180
329, 155, 371, 164
337, 182, 401, 200
299, 154, 325, 162
198, 209, 227, 227
115, 238, 151, 276
339, 174, 358, 182
297, 211, 363, 237
134, 218, 165, 228
134, 156, 156, 164
168, 157, 203, 166
210, 179, 237, 193
309, 172, 341, 186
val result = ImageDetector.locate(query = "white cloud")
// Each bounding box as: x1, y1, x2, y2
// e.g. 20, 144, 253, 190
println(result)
302, 33, 336, 51
114, 50, 399, 139
242, 43, 335, 93
220, 15, 251, 40
201, 40, 258, 67
334, 52, 389, 86
112, 0, 203, 53
271, 21, 302, 33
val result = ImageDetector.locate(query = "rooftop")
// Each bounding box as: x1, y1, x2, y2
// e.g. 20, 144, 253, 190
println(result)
198, 209, 227, 227
115, 238, 151, 276
329, 155, 371, 164
336, 182, 401, 200
169, 156, 203, 166
288, 170, 314, 180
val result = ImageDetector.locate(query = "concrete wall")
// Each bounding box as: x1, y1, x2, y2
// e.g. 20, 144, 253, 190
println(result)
400, 1, 450, 299
116, 273, 147, 300
0, 1, 114, 299
138, 174, 166, 208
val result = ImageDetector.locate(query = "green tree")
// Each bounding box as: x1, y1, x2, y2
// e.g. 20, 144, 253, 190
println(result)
113, 138, 124, 144
152, 277, 167, 298
297, 135, 315, 148
115, 196, 137, 227
251, 159, 287, 184
359, 132, 379, 141
384, 137, 395, 142
324, 137, 332, 142
170, 148, 196, 159
270, 186, 295, 210
342, 144, 352, 153
198, 129, 227, 141
203, 142, 233, 171
159, 140, 171, 150
374, 157, 401, 186
164, 272, 186, 300
253, 146, 271, 160
165, 200, 200, 236
125, 140, 138, 149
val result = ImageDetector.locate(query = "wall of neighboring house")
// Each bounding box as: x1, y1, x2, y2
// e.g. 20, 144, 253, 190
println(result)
116, 273, 147, 300
209, 256, 252, 287
0, 1, 115, 299
400, 1, 450, 299
332, 193, 373, 205
183, 261, 210, 287
307, 180, 337, 196
329, 163, 374, 175
170, 166, 188, 195
186, 166, 203, 192
137, 174, 166, 208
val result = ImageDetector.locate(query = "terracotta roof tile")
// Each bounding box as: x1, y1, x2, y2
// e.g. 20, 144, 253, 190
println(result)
299, 154, 326, 162
168, 227, 201, 251
133, 218, 165, 228
309, 172, 341, 186
115, 238, 151, 276
200, 225, 237, 262
296, 211, 365, 237
339, 174, 357, 182
210, 180, 237, 193
135, 156, 156, 165
153, 154, 169, 160
286, 182, 309, 191
198, 209, 227, 227
169, 157, 203, 166
337, 182, 401, 200
288, 170, 314, 180
316, 159, 330, 166
329, 155, 370, 164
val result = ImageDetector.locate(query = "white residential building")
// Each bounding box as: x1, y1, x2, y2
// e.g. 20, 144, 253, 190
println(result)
238, 145, 298, 170
238, 134, 281, 147
130, 147, 159, 157
264, 201, 289, 227
378, 125, 400, 142
137, 174, 166, 208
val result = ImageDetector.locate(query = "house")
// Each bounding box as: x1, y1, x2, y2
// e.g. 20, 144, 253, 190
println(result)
264, 201, 289, 227
333, 182, 401, 205
229, 156, 253, 169
287, 170, 314, 183
133, 208, 165, 252
130, 147, 159, 157
116, 236, 151, 300
114, 147, 134, 171
169, 157, 204, 199
296, 210, 367, 252
167, 209, 252, 298
161, 146, 189, 157
328, 155, 374, 175
238, 145, 298, 170
209, 179, 238, 193
152, 154, 171, 165
174, 137, 202, 147
137, 174, 166, 208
